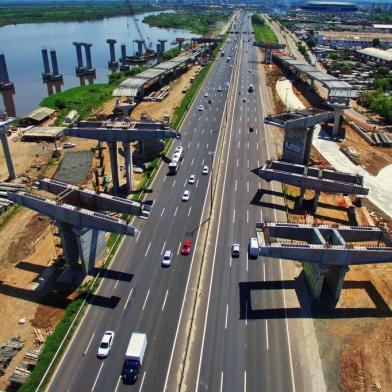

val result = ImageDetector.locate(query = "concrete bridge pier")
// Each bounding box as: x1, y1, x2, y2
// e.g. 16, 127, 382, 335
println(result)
57, 222, 106, 275
134, 40, 144, 57
313, 190, 321, 211
297, 186, 305, 208
332, 109, 343, 137
0, 130, 16, 180
107, 141, 120, 193
325, 265, 350, 301
73, 42, 85, 74
123, 142, 133, 195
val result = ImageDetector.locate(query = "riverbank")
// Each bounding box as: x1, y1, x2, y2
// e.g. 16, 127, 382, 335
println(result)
0, 2, 157, 28
143, 11, 228, 35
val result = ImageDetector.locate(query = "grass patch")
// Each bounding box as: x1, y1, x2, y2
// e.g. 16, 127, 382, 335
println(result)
252, 14, 278, 44
40, 84, 115, 124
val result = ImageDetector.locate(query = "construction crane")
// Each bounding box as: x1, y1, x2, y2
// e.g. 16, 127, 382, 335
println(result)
124, 0, 154, 55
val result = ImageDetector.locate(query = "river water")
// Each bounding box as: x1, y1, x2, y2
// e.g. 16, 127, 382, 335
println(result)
0, 12, 197, 116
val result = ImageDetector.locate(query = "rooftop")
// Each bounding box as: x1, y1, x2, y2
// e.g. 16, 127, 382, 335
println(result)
357, 47, 392, 62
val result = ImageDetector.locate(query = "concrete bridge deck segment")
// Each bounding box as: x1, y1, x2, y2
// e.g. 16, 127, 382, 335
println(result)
258, 160, 369, 195
8, 191, 137, 236
38, 178, 142, 215
256, 222, 392, 266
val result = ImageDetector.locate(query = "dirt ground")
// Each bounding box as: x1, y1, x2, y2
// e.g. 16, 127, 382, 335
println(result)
263, 60, 392, 391
0, 208, 60, 389
340, 124, 392, 176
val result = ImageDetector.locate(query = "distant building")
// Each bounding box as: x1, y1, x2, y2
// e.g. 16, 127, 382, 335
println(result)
315, 31, 392, 49
300, 1, 359, 13
368, 2, 392, 14
357, 47, 392, 67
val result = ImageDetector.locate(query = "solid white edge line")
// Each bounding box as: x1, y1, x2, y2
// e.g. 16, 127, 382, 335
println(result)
220, 371, 224, 392
266, 319, 269, 350
91, 362, 104, 391
83, 332, 95, 356
142, 289, 150, 310
244, 370, 247, 392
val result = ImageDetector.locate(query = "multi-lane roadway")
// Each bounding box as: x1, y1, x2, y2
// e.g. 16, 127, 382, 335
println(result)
48, 13, 241, 392
48, 11, 323, 392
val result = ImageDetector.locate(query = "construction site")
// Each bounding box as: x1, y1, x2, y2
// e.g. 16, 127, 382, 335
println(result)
255, 24, 392, 391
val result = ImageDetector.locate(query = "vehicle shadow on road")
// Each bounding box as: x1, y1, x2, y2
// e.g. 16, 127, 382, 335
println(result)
238, 271, 392, 319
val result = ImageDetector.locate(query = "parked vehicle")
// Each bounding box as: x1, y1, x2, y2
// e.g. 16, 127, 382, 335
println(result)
122, 333, 147, 383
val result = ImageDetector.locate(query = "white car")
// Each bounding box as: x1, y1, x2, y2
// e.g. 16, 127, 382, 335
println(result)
217, 86, 222, 92
198, 105, 204, 111
97, 331, 115, 358
231, 243, 240, 258
204, 92, 209, 97
162, 250, 173, 267
225, 82, 230, 87
188, 175, 196, 184
63, 142, 76, 149
202, 166, 209, 175
242, 97, 247, 102
182, 190, 190, 201
230, 64, 233, 68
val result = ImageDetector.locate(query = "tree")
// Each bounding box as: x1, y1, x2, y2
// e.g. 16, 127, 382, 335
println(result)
372, 38, 381, 47
54, 97, 66, 110
329, 51, 339, 60
306, 37, 317, 48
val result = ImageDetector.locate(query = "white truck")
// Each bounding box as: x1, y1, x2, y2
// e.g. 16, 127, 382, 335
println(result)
122, 333, 147, 384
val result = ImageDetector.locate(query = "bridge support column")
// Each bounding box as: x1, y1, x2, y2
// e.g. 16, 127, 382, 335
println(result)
297, 187, 305, 208
303, 262, 329, 300
123, 142, 133, 195
107, 141, 120, 193
313, 190, 321, 211
57, 223, 106, 275
1, 131, 16, 180
325, 265, 350, 302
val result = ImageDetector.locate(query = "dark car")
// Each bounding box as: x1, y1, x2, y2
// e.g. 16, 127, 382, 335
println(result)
249, 126, 254, 132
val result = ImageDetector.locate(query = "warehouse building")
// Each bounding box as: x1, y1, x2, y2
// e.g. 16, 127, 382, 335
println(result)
357, 47, 392, 67
315, 31, 392, 48
300, 1, 359, 13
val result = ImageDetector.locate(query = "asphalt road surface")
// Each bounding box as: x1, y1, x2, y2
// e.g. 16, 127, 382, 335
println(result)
47, 14, 240, 392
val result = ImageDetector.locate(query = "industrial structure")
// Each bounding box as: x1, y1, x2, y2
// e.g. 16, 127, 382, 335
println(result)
274, 55, 355, 137
8, 179, 143, 275
41, 49, 63, 82
257, 160, 369, 210
256, 222, 392, 303
0, 111, 16, 181
65, 116, 180, 194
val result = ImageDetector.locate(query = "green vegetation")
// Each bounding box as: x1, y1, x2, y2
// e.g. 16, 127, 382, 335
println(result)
40, 84, 114, 124
251, 14, 278, 44
297, 43, 311, 63
108, 66, 147, 84
143, 11, 227, 35
0, 2, 155, 28
162, 47, 181, 61
362, 91, 392, 123
306, 37, 317, 49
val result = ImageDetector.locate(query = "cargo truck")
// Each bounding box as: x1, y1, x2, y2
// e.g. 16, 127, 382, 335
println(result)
122, 333, 147, 384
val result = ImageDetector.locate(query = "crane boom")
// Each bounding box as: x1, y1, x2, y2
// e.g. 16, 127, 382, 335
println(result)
124, 0, 152, 53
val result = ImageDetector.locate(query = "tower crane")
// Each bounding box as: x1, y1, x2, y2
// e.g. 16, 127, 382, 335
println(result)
124, 0, 155, 55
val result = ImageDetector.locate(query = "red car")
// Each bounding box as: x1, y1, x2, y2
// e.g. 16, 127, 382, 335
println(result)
181, 240, 192, 255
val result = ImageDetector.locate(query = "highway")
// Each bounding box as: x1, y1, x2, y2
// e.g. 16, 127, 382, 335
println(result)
47, 13, 240, 392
